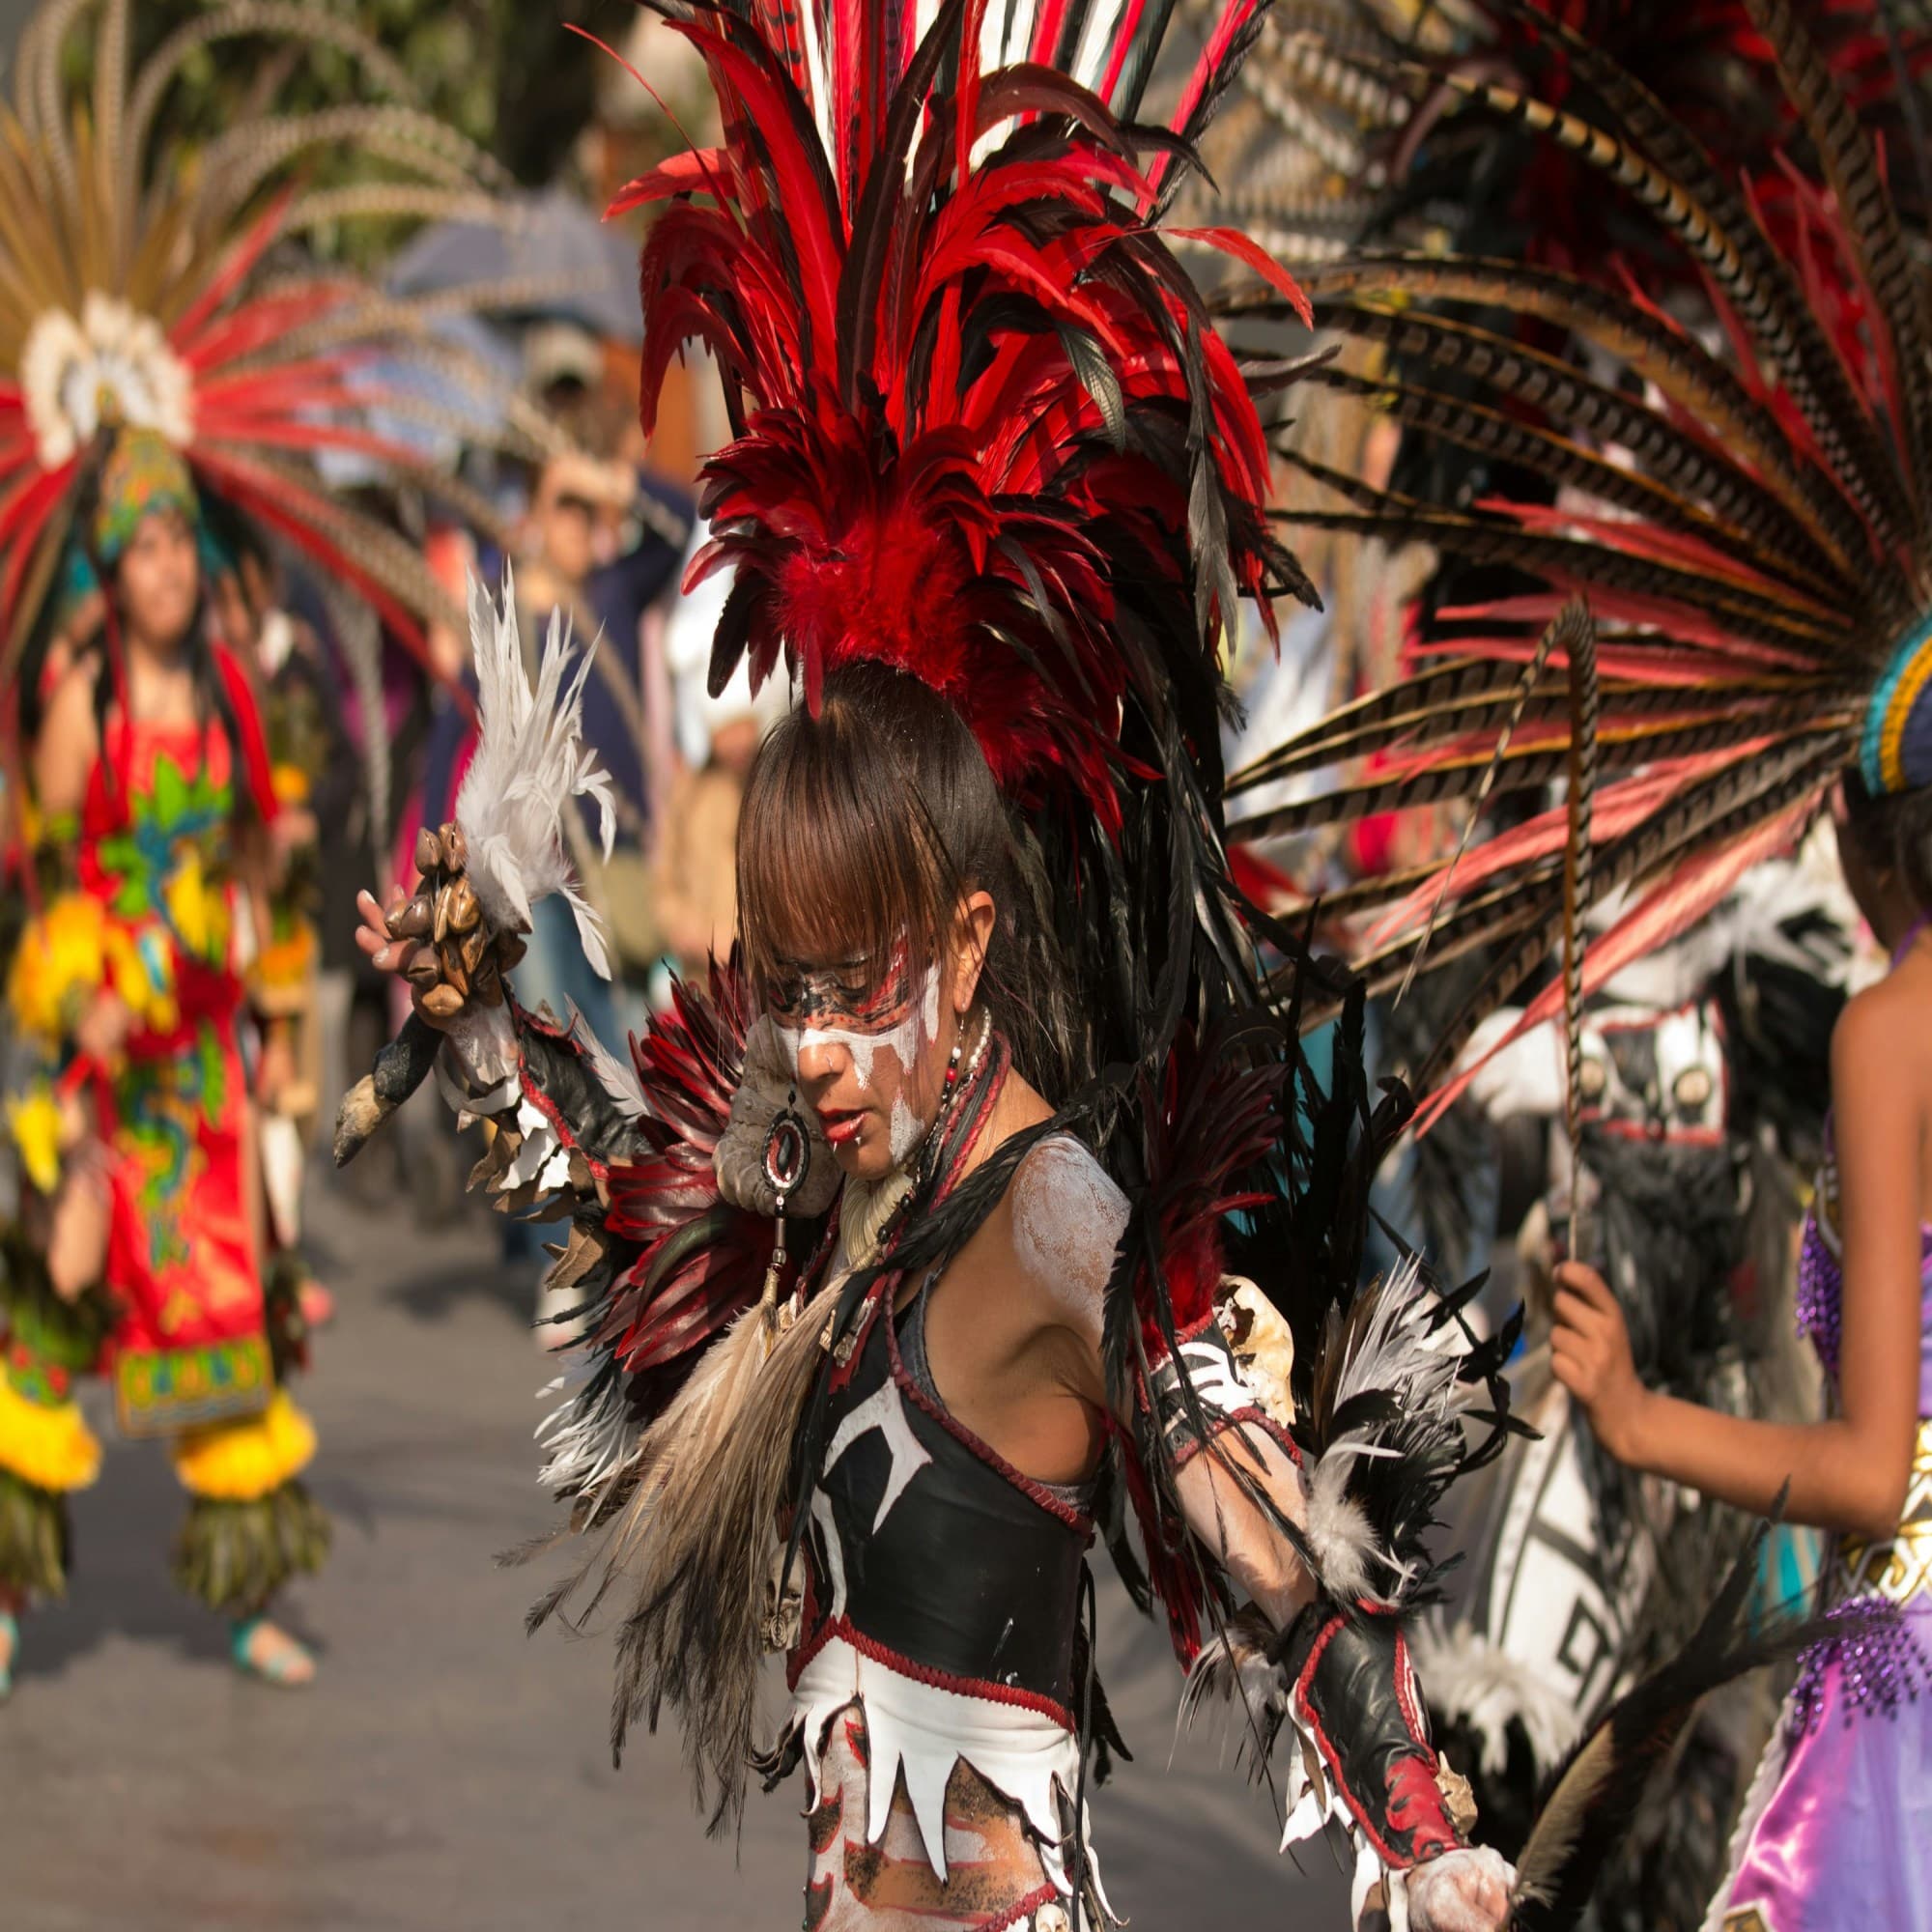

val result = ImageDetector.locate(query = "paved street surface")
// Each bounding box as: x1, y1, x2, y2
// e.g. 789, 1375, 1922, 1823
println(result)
2, 1165, 1352, 1931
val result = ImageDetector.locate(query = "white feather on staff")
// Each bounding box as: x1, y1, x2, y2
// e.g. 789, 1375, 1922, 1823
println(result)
456, 567, 618, 979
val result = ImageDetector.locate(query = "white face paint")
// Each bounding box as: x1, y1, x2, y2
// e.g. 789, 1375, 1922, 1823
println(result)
775, 963, 941, 1094
773, 961, 947, 1179
888, 1091, 923, 1166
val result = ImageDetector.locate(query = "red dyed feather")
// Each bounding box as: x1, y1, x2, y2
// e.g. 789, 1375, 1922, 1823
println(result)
600, 956, 775, 1400
611, 0, 1299, 827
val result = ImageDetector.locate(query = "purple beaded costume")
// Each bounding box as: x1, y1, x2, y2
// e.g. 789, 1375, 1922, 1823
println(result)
1708, 1127, 1932, 1931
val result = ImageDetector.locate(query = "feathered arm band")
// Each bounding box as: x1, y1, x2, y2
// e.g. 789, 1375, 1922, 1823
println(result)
1159, 1269, 1505, 1918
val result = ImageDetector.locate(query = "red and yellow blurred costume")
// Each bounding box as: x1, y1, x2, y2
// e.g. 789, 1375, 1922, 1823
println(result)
3, 570, 325, 1610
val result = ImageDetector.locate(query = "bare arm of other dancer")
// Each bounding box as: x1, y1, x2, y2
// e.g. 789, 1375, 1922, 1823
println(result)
1553, 982, 1925, 1541
32, 659, 98, 815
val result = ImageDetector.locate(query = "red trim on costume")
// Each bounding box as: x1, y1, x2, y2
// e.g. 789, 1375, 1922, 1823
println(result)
1167, 1404, 1303, 1473
1293, 1614, 1454, 1870
788, 1617, 1079, 1731
1293, 1617, 1404, 1867
986, 1885, 1062, 1931
1385, 1753, 1460, 1864
1140, 1306, 1221, 1376
505, 992, 614, 1187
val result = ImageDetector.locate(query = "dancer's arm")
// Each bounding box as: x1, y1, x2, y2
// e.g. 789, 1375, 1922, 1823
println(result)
1554, 996, 1923, 1541
1012, 1150, 1508, 1930
31, 664, 97, 815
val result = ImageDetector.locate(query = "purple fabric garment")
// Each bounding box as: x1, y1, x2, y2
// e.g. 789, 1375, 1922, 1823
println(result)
1716, 1599, 1932, 1931
1715, 1144, 1932, 1929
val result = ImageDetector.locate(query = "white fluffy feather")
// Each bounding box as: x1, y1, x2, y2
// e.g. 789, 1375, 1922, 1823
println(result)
564, 998, 646, 1121
1406, 1614, 1584, 1777
1304, 1458, 1378, 1604
1306, 1256, 1477, 1606
456, 569, 618, 979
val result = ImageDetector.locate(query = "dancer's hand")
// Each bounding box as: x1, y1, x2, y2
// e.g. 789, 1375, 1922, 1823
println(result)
355, 831, 517, 1032
355, 884, 421, 979
353, 881, 464, 1031
1551, 1260, 1650, 1463
1407, 1845, 1514, 1931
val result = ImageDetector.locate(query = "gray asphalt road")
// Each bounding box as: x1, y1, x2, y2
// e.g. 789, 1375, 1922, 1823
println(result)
1, 1175, 1352, 1931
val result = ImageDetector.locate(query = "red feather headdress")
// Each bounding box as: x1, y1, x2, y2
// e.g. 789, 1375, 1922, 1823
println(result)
610, 0, 1316, 830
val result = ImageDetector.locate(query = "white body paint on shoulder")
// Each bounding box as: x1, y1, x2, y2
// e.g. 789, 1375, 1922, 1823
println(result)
1009, 1135, 1128, 1336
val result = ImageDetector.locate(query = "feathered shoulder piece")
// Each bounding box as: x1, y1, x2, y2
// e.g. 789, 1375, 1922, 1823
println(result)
519, 956, 782, 1510
610, 0, 1314, 828
464, 949, 838, 1514
1219, 0, 1932, 1085
1110, 999, 1520, 1659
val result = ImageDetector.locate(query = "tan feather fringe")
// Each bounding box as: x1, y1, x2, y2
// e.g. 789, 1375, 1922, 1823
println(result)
603, 1275, 845, 1826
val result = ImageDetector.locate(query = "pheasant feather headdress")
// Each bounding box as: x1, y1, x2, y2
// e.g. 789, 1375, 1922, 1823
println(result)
1215, 0, 1932, 1093
0, 0, 573, 702
612, 0, 1315, 843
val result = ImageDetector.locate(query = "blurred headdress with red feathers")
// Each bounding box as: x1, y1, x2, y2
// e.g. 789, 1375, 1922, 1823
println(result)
1211, 0, 1932, 1105
0, 0, 587, 718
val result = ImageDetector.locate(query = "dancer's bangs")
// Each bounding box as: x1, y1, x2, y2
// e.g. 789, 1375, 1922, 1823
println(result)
735, 695, 955, 1002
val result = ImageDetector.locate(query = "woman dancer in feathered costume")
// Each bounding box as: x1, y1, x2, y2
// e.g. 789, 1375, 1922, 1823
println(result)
0, 0, 552, 1692
345, 0, 1539, 1922
1214, 4, 1932, 1923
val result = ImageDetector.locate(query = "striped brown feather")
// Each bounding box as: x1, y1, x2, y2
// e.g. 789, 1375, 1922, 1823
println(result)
1291, 364, 1848, 611
1402, 732, 1841, 1088
1745, 0, 1932, 546
1228, 660, 1560, 793
1232, 672, 1858, 797
1393, 602, 1583, 999
1226, 695, 1847, 842
1484, 0, 1915, 553
1264, 298, 1861, 596
1288, 256, 1881, 581
1277, 458, 1856, 655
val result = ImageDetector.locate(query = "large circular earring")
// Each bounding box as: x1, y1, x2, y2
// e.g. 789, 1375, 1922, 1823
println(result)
756, 1087, 811, 1348
761, 1089, 810, 1206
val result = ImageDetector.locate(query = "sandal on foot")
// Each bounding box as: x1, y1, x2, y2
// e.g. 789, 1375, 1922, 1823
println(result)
231, 1615, 316, 1688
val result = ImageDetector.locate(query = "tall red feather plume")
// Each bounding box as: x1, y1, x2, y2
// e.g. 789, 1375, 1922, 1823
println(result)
617, 0, 1308, 824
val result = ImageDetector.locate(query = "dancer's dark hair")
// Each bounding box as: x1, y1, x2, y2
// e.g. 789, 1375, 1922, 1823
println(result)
1839, 766, 1932, 913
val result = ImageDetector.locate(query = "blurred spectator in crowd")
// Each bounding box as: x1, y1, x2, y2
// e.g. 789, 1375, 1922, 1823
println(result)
208, 527, 358, 1329
422, 449, 692, 1024
653, 658, 786, 981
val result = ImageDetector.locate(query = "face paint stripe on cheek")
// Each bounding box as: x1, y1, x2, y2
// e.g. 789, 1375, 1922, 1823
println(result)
773, 964, 939, 1096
